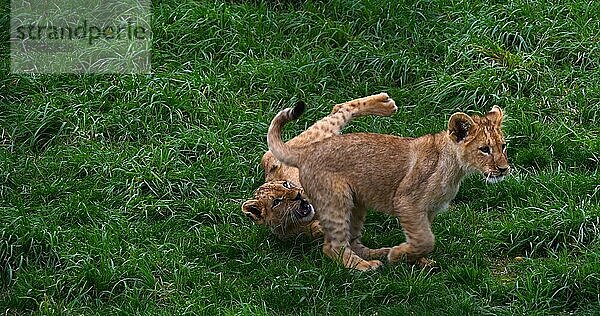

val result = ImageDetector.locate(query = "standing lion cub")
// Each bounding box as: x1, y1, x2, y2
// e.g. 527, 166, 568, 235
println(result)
242, 93, 397, 239
267, 100, 509, 271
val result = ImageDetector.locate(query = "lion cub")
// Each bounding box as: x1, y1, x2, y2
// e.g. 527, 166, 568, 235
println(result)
242, 93, 397, 239
267, 101, 509, 271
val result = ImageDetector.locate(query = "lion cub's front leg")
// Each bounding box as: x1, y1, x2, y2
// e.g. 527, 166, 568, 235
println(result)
306, 220, 323, 238
387, 204, 436, 265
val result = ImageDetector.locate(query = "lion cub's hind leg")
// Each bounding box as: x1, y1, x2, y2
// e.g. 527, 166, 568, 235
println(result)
289, 93, 396, 149
349, 207, 391, 260
331, 92, 397, 118
308, 179, 382, 272
321, 211, 383, 272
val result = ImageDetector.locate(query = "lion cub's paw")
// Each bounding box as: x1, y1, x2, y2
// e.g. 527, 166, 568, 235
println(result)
415, 257, 437, 268
369, 93, 397, 116
354, 259, 383, 272
332, 93, 397, 117
369, 247, 392, 260
372, 92, 391, 103
308, 220, 323, 238
411, 257, 440, 273
387, 244, 410, 264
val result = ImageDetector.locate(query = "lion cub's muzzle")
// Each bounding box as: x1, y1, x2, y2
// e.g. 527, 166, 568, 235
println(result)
485, 165, 510, 183
492, 165, 510, 176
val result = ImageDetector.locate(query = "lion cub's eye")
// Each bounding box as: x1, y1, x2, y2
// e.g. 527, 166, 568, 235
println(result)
272, 198, 283, 208
282, 181, 292, 189
479, 146, 491, 154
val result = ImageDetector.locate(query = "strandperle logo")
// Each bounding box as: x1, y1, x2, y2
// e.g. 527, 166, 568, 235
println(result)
14, 20, 148, 45
10, 0, 151, 74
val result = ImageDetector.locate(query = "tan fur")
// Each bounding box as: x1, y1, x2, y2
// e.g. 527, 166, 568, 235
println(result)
242, 180, 319, 239
267, 104, 509, 271
242, 93, 397, 239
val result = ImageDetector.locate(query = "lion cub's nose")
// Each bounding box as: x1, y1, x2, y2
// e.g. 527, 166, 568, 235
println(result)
498, 166, 510, 174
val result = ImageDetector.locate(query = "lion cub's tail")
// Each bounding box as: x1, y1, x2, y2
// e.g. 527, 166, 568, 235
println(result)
267, 101, 305, 168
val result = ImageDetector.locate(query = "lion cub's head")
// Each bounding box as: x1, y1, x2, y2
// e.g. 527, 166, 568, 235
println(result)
448, 106, 510, 183
241, 180, 315, 238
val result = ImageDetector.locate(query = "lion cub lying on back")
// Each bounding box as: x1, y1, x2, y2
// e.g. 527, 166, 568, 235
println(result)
267, 102, 509, 271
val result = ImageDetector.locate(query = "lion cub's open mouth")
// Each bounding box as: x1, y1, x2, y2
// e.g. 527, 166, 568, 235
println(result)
487, 176, 504, 184
485, 174, 506, 184
295, 201, 315, 222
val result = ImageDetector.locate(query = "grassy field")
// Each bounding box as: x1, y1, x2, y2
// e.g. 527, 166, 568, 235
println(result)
1, 0, 599, 314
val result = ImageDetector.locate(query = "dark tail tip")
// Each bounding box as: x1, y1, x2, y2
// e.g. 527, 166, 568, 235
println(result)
291, 100, 306, 119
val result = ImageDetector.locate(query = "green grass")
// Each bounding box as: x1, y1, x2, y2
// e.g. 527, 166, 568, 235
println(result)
1, 0, 599, 314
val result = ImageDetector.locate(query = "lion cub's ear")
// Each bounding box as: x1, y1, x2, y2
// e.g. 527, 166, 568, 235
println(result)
486, 106, 504, 126
261, 153, 281, 182
242, 200, 265, 224
448, 112, 475, 143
